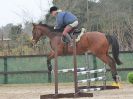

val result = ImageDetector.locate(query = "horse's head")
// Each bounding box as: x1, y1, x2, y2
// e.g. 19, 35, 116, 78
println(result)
32, 23, 59, 46
32, 23, 48, 45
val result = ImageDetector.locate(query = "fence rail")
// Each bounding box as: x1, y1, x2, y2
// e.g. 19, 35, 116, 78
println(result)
0, 70, 48, 74
0, 56, 51, 84
0, 51, 133, 84
0, 50, 132, 58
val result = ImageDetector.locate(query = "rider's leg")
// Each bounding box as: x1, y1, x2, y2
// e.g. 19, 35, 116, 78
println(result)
62, 26, 73, 46
65, 33, 73, 46
62, 21, 79, 46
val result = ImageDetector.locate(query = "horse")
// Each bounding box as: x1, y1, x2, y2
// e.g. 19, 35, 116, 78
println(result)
32, 23, 122, 83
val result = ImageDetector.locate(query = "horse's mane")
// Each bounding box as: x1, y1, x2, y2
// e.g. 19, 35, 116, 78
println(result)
39, 23, 64, 33
39, 23, 54, 31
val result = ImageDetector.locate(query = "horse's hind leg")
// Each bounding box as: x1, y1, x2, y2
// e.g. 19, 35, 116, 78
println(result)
96, 54, 119, 83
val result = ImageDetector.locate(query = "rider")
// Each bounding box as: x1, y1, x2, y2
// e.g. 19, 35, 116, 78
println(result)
49, 6, 78, 46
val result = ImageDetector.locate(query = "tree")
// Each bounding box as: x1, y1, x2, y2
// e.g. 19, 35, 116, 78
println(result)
43, 0, 133, 50
9, 25, 22, 40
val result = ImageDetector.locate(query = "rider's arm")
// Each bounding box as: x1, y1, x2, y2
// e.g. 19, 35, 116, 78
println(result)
54, 13, 64, 29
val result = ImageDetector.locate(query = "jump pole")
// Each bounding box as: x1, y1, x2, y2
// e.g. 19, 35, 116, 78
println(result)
54, 41, 58, 96
73, 35, 93, 97
73, 35, 78, 96
40, 36, 93, 99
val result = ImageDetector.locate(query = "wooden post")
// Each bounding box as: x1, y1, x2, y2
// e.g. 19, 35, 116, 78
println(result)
40, 36, 94, 99
73, 35, 78, 95
93, 55, 97, 78
48, 71, 52, 83
103, 64, 107, 89
85, 53, 91, 88
54, 42, 58, 96
4, 56, 8, 84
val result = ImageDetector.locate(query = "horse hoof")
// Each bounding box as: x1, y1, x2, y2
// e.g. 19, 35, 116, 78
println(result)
116, 75, 121, 83
48, 65, 52, 71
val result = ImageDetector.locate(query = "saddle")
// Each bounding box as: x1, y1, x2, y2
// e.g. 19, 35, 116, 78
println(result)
62, 28, 86, 43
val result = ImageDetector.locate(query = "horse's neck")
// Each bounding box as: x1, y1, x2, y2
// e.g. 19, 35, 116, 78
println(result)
46, 31, 62, 39
40, 25, 62, 39
45, 31, 55, 39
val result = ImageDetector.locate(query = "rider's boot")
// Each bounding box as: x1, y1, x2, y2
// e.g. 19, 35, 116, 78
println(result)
63, 26, 73, 47
65, 33, 73, 46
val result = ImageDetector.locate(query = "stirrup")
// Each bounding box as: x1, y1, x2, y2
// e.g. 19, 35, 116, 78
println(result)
69, 42, 73, 47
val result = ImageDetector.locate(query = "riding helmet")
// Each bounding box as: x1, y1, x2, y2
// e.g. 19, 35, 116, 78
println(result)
50, 6, 58, 13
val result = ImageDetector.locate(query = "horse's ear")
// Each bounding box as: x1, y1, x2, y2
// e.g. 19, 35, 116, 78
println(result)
32, 23, 36, 26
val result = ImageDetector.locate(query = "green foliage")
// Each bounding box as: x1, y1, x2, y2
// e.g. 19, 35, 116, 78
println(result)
127, 72, 133, 84
51, 0, 133, 50
11, 45, 33, 55
17, 33, 31, 44
9, 24, 22, 40
0, 0, 133, 56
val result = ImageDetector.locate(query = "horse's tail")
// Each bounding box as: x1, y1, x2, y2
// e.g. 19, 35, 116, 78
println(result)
106, 35, 122, 65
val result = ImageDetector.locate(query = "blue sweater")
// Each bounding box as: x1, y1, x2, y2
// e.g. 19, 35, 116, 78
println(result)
55, 11, 78, 29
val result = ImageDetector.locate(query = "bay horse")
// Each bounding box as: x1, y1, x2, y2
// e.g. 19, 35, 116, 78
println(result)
32, 23, 122, 83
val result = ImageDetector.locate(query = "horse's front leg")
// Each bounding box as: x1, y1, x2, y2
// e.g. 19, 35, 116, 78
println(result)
47, 50, 55, 72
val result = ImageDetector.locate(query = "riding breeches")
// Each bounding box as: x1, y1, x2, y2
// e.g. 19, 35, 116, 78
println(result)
62, 21, 78, 36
